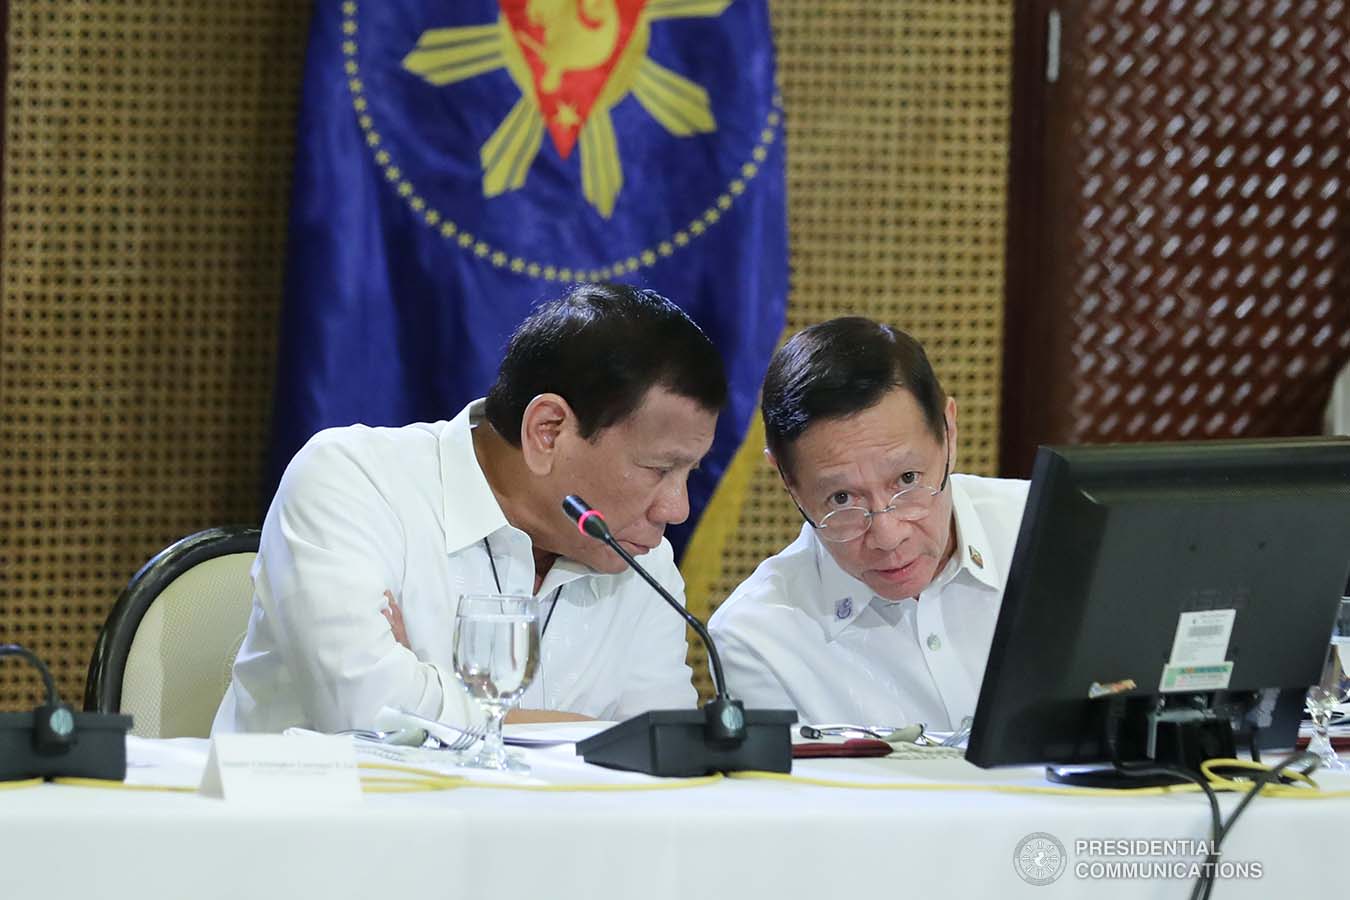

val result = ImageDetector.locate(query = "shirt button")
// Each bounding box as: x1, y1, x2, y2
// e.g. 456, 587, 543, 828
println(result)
926, 633, 942, 651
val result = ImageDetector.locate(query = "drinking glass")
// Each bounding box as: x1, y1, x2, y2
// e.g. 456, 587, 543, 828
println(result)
452, 593, 540, 772
1305, 597, 1350, 770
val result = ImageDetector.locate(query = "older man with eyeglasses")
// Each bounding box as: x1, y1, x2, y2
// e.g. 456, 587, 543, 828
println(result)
708, 317, 1030, 731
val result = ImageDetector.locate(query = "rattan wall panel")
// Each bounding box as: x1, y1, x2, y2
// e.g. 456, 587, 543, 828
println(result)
691, 1, 1011, 651
1, 1, 1009, 708
0, 2, 310, 709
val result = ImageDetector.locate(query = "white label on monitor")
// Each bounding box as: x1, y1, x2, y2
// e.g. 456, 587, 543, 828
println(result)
1168, 609, 1236, 665
1160, 662, 1234, 693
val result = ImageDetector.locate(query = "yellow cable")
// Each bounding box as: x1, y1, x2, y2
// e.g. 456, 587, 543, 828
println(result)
47, 763, 466, 795
454, 773, 724, 792
732, 762, 1350, 800
44, 763, 723, 795
1198, 757, 1350, 799
361, 780, 462, 793
0, 778, 43, 791
53, 778, 197, 792
1200, 757, 1315, 791
359, 761, 466, 783
359, 763, 724, 792
356, 762, 724, 793
33, 759, 1350, 800
729, 769, 1199, 797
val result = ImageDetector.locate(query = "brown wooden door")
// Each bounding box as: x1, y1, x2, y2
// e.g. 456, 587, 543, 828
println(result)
1001, 0, 1350, 476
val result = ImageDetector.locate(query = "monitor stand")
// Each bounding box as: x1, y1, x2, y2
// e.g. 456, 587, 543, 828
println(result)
1046, 764, 1194, 789
1046, 703, 1240, 789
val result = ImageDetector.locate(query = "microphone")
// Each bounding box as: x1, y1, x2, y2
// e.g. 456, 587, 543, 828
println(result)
562, 495, 734, 701
562, 494, 610, 541
562, 495, 795, 776
0, 644, 131, 782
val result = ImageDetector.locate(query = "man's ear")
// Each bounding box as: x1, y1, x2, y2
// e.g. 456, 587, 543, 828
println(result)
765, 447, 795, 491
944, 396, 959, 470
767, 446, 815, 525
519, 393, 572, 476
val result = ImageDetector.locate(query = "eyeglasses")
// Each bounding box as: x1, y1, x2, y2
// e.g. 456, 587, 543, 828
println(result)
804, 426, 951, 544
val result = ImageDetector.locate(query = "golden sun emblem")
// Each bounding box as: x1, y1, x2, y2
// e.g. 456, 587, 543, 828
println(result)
402, 0, 732, 219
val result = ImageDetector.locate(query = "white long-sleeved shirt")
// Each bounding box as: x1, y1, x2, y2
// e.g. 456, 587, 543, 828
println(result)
708, 474, 1029, 730
212, 400, 697, 734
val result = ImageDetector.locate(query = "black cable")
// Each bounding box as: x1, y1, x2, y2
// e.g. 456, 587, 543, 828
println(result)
0, 644, 60, 705
1099, 701, 1325, 900
1215, 750, 1318, 844
1113, 761, 1222, 900
1113, 751, 1320, 900
1099, 700, 1222, 899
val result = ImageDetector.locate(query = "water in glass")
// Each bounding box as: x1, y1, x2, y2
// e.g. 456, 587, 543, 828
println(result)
452, 593, 539, 772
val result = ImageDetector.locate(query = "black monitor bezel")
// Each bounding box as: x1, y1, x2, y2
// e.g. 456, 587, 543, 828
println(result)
967, 436, 1350, 771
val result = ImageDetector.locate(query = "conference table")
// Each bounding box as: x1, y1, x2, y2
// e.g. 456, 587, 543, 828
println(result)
2, 728, 1347, 900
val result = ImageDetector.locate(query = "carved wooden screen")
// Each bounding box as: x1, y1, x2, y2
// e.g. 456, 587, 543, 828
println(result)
1001, 0, 1350, 476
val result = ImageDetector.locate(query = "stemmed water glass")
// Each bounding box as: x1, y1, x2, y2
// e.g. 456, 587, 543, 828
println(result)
452, 593, 540, 772
1305, 597, 1350, 770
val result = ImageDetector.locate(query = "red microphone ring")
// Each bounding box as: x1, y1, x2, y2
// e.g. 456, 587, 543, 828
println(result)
577, 509, 605, 534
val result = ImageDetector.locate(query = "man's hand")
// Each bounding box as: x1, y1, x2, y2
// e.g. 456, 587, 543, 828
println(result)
381, 590, 410, 649
381, 594, 590, 722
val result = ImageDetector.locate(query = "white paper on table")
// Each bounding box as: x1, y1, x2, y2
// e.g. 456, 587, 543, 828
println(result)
503, 721, 614, 747
124, 736, 212, 788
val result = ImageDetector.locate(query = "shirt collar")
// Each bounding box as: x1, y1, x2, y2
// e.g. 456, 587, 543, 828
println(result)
437, 401, 607, 594
438, 399, 511, 556
807, 474, 1005, 639
948, 474, 1005, 592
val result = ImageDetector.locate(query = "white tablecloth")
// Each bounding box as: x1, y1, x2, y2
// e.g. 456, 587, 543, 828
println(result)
2, 734, 1346, 900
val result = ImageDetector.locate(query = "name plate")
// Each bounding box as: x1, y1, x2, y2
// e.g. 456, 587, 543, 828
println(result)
199, 733, 362, 806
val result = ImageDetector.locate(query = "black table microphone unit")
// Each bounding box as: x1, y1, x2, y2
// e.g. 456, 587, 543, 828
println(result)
561, 495, 795, 776
0, 644, 131, 782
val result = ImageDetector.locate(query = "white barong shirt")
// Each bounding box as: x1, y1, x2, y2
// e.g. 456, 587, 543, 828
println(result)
213, 400, 697, 734
708, 474, 1029, 730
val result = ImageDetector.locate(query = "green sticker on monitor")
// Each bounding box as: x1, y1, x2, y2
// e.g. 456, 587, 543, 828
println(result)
1160, 662, 1234, 693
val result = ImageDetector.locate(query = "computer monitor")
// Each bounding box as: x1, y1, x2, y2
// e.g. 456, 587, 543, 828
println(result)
966, 437, 1350, 785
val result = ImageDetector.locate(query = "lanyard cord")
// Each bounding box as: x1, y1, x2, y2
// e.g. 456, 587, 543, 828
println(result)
482, 536, 561, 637
483, 535, 503, 591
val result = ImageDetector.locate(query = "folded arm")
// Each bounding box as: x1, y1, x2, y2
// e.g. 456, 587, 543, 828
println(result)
257, 436, 479, 731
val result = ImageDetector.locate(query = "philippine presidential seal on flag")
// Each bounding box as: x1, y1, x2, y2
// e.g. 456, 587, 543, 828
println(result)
401, 0, 732, 220
273, 0, 788, 554
334, 0, 783, 280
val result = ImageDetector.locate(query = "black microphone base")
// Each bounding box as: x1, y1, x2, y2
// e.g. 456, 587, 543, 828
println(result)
577, 708, 797, 777
0, 711, 132, 781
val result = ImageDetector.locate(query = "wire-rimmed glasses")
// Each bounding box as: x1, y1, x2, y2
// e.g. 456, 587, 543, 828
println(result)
809, 428, 951, 544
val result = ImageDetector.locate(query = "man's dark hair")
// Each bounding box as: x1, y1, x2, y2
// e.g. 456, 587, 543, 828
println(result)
485, 283, 727, 445
762, 317, 946, 478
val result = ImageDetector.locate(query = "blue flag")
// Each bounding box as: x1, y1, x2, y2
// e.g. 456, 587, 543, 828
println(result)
271, 0, 788, 556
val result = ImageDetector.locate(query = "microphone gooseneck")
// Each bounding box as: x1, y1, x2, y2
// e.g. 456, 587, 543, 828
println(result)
561, 494, 732, 700
560, 494, 795, 775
